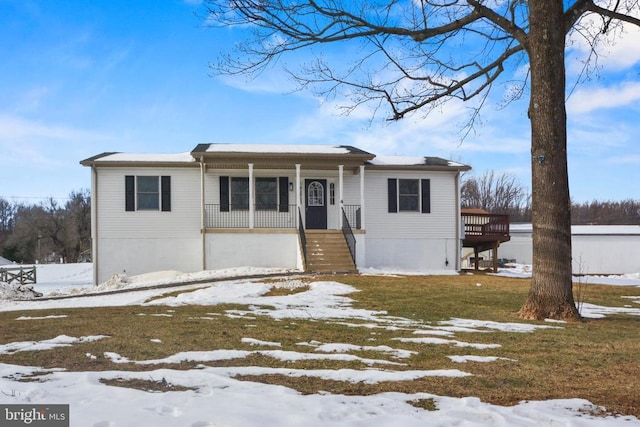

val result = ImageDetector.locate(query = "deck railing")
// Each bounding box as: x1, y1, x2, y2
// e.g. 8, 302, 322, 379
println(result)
205, 204, 297, 228
462, 213, 510, 239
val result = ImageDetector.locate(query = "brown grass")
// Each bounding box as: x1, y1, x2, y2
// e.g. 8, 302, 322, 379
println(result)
1, 273, 639, 416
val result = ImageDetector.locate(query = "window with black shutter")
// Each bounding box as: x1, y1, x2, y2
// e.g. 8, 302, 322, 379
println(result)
388, 178, 431, 214
125, 175, 171, 212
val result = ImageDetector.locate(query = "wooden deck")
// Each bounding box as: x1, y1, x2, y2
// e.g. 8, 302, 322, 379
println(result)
461, 213, 510, 271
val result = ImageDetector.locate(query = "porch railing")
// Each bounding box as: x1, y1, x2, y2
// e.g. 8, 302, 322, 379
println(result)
341, 208, 356, 265
343, 204, 362, 229
298, 208, 307, 266
205, 204, 297, 228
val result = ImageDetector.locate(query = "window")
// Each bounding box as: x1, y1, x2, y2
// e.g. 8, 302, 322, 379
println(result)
219, 176, 290, 212
398, 179, 419, 211
125, 175, 171, 212
137, 176, 160, 210
307, 181, 324, 207
231, 177, 249, 210
256, 178, 277, 210
387, 178, 430, 214
329, 183, 335, 205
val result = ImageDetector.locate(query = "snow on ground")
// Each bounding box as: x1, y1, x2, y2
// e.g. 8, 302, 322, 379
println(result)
1, 264, 639, 426
493, 264, 640, 287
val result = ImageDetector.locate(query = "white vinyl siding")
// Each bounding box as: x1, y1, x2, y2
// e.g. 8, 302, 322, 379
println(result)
97, 167, 201, 240
364, 170, 457, 239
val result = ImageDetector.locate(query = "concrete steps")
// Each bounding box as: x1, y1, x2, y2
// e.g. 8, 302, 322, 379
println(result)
304, 230, 357, 273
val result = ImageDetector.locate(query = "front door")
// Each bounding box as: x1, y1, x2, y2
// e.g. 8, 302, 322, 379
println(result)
305, 179, 327, 229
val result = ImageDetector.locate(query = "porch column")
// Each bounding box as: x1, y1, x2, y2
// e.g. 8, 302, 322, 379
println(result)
360, 165, 365, 230
200, 158, 206, 270
248, 163, 254, 229
295, 164, 301, 227
338, 165, 344, 229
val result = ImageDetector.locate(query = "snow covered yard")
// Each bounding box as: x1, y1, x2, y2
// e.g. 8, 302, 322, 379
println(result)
0, 265, 639, 426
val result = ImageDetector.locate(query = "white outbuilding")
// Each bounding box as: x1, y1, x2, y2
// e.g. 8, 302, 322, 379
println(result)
500, 224, 640, 275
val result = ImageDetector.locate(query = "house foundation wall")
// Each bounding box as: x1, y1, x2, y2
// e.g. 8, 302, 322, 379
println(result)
364, 237, 458, 272
97, 238, 202, 284
205, 232, 302, 271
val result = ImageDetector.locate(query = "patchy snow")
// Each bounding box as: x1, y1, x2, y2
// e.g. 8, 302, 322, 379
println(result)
393, 336, 502, 349
447, 355, 515, 363
439, 318, 562, 333
359, 267, 459, 276
1, 264, 639, 426
0, 335, 108, 355
241, 337, 282, 347
15, 314, 68, 320
311, 342, 418, 359
0, 362, 636, 426
0, 282, 43, 300
578, 302, 640, 319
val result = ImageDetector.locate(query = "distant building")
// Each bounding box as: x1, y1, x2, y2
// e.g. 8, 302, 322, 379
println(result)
0, 256, 14, 266
500, 224, 640, 275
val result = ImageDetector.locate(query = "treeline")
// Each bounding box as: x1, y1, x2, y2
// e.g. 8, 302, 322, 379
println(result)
461, 171, 640, 224
0, 190, 91, 264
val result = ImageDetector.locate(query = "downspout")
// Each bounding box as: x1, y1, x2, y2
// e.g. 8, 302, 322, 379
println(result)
200, 157, 206, 271
91, 165, 98, 286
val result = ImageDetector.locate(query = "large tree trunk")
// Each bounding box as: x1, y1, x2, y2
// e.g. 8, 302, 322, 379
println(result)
518, 0, 581, 321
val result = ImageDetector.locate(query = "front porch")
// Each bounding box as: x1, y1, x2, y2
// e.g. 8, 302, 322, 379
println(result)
195, 145, 373, 272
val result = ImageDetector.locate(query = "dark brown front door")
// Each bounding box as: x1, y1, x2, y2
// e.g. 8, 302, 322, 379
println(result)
305, 179, 327, 229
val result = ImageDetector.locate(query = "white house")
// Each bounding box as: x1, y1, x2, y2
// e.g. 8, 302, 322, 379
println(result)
500, 224, 640, 275
81, 144, 471, 285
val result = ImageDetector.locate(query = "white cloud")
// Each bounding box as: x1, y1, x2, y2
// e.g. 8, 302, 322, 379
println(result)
567, 17, 640, 74
567, 81, 640, 114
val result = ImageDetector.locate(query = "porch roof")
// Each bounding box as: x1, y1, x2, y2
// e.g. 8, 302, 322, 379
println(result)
191, 143, 375, 170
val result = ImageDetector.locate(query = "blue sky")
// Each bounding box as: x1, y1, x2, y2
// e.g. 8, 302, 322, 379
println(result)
1, 0, 639, 205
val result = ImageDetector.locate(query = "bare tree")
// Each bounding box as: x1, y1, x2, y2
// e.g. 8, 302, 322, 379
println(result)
0, 198, 17, 256
462, 171, 528, 216
204, 0, 640, 320
2, 190, 92, 263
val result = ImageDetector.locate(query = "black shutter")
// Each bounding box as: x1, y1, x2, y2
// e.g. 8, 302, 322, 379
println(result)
279, 177, 289, 212
161, 176, 171, 212
387, 179, 397, 213
421, 179, 431, 214
220, 176, 230, 212
125, 175, 135, 211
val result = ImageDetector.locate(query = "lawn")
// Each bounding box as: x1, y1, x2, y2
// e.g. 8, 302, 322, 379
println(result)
1, 272, 639, 421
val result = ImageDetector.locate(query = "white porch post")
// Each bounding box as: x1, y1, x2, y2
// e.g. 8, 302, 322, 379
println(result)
248, 163, 254, 229
338, 165, 344, 229
200, 158, 206, 270
295, 164, 301, 227
360, 165, 365, 230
